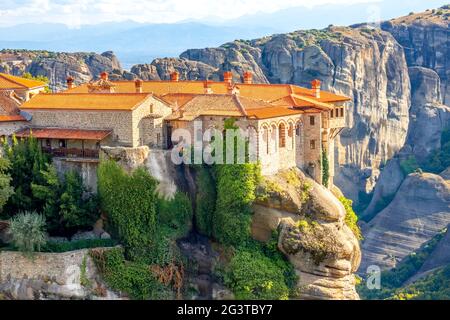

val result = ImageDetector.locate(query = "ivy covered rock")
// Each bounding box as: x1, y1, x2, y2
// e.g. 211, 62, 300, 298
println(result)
251, 168, 361, 300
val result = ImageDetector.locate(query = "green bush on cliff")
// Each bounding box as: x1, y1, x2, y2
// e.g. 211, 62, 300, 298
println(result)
194, 165, 216, 237
92, 247, 170, 300
97, 160, 158, 260
422, 127, 450, 173
223, 248, 290, 300
213, 118, 260, 246
339, 196, 362, 240
322, 149, 330, 187
158, 192, 193, 239
214, 162, 260, 246
400, 155, 420, 175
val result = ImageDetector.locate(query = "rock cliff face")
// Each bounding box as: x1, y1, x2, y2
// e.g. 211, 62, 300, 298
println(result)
252, 168, 361, 300
0, 50, 123, 91
381, 9, 450, 105
360, 172, 450, 272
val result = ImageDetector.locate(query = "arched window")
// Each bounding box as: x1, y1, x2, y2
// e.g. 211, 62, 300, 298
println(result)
288, 123, 294, 149
279, 123, 286, 148
270, 125, 277, 154
263, 127, 269, 154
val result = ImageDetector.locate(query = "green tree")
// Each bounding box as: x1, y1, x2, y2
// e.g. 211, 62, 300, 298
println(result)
59, 170, 98, 230
10, 211, 47, 254
0, 157, 14, 215
97, 160, 158, 260
2, 135, 51, 215
32, 165, 98, 234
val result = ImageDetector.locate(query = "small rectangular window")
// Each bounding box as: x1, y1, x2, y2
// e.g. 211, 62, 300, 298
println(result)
310, 140, 316, 149
157, 133, 161, 145
340, 107, 344, 117
309, 116, 315, 126
330, 109, 334, 118
59, 139, 66, 148
149, 104, 154, 114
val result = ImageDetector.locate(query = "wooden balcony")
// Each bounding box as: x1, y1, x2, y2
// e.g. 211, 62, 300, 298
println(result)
42, 147, 99, 159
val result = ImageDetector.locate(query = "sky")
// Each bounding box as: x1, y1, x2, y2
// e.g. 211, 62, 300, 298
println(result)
0, 0, 448, 27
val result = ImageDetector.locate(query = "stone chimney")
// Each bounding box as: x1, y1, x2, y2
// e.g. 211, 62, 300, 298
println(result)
204, 80, 212, 94
66, 76, 74, 89
100, 71, 109, 81
243, 71, 252, 84
227, 83, 240, 95
311, 79, 321, 98
135, 79, 143, 93
223, 71, 232, 84
170, 71, 180, 82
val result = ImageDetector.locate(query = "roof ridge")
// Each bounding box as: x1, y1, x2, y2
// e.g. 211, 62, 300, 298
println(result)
54, 92, 151, 96
0, 73, 27, 89
232, 94, 248, 117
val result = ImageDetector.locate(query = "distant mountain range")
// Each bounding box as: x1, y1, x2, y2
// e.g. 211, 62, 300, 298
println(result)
0, 0, 446, 68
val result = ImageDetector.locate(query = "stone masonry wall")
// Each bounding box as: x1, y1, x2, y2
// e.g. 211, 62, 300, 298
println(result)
133, 96, 172, 148
23, 109, 134, 146
0, 248, 116, 300
0, 121, 27, 137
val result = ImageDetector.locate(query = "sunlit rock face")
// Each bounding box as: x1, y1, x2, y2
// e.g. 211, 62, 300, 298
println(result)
251, 168, 361, 300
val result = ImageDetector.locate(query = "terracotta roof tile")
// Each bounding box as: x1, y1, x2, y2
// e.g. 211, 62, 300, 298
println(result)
20, 93, 152, 111
0, 72, 47, 89
65, 80, 350, 105
0, 91, 22, 116
0, 115, 27, 122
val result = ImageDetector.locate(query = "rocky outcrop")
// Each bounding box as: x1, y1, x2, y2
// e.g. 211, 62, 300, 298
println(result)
131, 58, 218, 81
0, 50, 124, 91
100, 146, 178, 200
360, 172, 450, 272
406, 67, 450, 162
252, 168, 361, 300
381, 8, 450, 105
0, 248, 120, 300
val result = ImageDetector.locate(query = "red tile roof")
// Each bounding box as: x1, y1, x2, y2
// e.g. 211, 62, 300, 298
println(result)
20, 93, 152, 111
0, 72, 47, 89
0, 90, 24, 121
0, 115, 26, 122
14, 128, 112, 140
65, 80, 350, 106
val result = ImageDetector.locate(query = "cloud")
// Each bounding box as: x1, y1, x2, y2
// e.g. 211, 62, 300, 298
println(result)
0, 0, 381, 26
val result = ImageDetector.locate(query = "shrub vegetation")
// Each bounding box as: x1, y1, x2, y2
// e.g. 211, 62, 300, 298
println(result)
10, 211, 47, 254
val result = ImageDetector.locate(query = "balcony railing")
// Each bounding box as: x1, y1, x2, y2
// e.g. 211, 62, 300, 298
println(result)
42, 147, 99, 159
